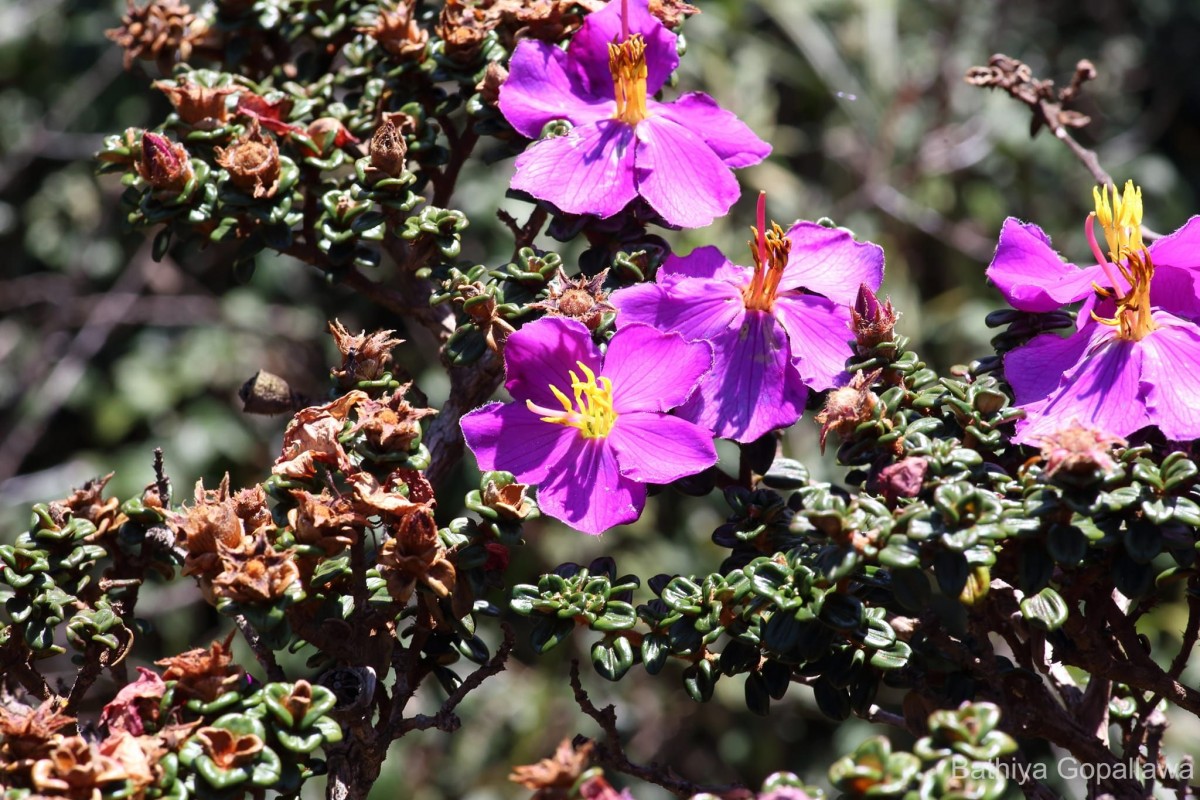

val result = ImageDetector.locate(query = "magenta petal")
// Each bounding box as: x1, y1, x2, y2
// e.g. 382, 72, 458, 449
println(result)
986, 218, 1106, 311
461, 402, 579, 483
511, 120, 638, 218
536, 437, 645, 534
653, 92, 771, 168
503, 317, 601, 407
778, 222, 884, 304
634, 116, 740, 229
499, 40, 612, 138
608, 411, 717, 483
1147, 216, 1200, 269
1003, 330, 1092, 409
659, 245, 751, 285
569, 0, 678, 97
604, 324, 712, 412
679, 311, 808, 442
1011, 329, 1148, 443
1149, 264, 1200, 321
772, 293, 854, 392
1138, 315, 1200, 440
612, 276, 746, 343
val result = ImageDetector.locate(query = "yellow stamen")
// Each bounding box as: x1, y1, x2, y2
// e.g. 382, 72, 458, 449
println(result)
743, 223, 791, 312
1093, 180, 1144, 263
526, 361, 618, 439
608, 35, 649, 125
1090, 249, 1158, 342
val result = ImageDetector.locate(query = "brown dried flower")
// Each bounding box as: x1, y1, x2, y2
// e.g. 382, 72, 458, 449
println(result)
46, 473, 126, 536
273, 391, 367, 480
0, 699, 76, 768
510, 739, 593, 798
211, 532, 300, 604
482, 479, 532, 520
97, 732, 155, 791
475, 62, 508, 107
872, 457, 929, 504
194, 726, 264, 770
532, 268, 614, 331
276, 680, 316, 724
156, 632, 245, 704
99, 667, 167, 736
850, 284, 899, 351
328, 320, 405, 385
376, 506, 455, 605
1037, 421, 1126, 482
106, 0, 208, 71
215, 121, 281, 198
437, 0, 493, 63
153, 79, 237, 127
136, 131, 194, 193
288, 489, 366, 556
172, 475, 265, 578
454, 282, 516, 352
30, 736, 129, 799
368, 118, 409, 178
360, 1, 429, 61
352, 388, 436, 454
649, 0, 700, 28
815, 370, 881, 452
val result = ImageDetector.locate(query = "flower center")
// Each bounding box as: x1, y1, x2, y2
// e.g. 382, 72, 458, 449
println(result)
1086, 181, 1157, 342
742, 192, 791, 312
608, 35, 649, 126
526, 361, 617, 439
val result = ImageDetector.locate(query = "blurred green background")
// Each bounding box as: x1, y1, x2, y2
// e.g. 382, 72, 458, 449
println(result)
4, 0, 1200, 797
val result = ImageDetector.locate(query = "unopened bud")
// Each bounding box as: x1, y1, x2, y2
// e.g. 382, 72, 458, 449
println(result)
476, 62, 508, 107
137, 131, 194, 193
850, 283, 899, 350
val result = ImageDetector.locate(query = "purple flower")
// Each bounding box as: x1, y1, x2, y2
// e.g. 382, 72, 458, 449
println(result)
611, 194, 885, 442
990, 181, 1200, 442
461, 317, 717, 535
498, 0, 770, 229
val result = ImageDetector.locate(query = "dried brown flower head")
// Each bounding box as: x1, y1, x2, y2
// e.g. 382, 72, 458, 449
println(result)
476, 62, 508, 107
288, 489, 366, 556
211, 532, 300, 604
376, 506, 455, 605
194, 726, 264, 770
872, 457, 929, 504
454, 282, 516, 352
136, 131, 194, 193
153, 80, 237, 127
46, 473, 126, 536
360, 1, 429, 61
368, 118, 409, 178
485, 0, 585, 46
171, 475, 258, 578
276, 680, 316, 724
482, 479, 532, 520
1038, 421, 1126, 482
106, 0, 208, 71
328, 320, 405, 385
352, 388, 436, 454
437, 0, 493, 63
649, 0, 700, 28
30, 736, 128, 799
235, 92, 304, 137
510, 739, 593, 798
99, 667, 166, 736
215, 121, 281, 198
532, 269, 614, 331
156, 631, 245, 704
97, 732, 155, 791
0, 699, 76, 768
815, 370, 881, 452
273, 391, 367, 480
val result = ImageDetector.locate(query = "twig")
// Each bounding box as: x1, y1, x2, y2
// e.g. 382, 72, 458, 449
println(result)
569, 661, 750, 799
397, 622, 516, 735
425, 353, 505, 486
232, 615, 285, 682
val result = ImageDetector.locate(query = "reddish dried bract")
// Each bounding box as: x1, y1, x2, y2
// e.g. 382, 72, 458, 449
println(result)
136, 131, 194, 193
211, 532, 300, 604
156, 632, 245, 704
360, 1, 429, 61
99, 667, 167, 736
273, 391, 367, 479
154, 79, 237, 126
353, 388, 436, 454
1038, 421, 1126, 480
328, 320, 405, 385
510, 739, 593, 798
376, 505, 455, 605
288, 489, 366, 555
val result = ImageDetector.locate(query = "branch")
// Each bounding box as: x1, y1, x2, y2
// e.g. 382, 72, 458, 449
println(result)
425, 353, 505, 486
569, 661, 750, 799
232, 614, 285, 683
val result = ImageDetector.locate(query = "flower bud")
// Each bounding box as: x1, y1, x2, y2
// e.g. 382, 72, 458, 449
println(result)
214, 121, 281, 198
475, 62, 508, 107
369, 118, 408, 178
137, 131, 194, 193
850, 283, 898, 350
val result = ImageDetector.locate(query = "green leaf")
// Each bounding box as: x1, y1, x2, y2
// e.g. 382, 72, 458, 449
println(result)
591, 636, 635, 682
1020, 587, 1068, 631
529, 616, 575, 654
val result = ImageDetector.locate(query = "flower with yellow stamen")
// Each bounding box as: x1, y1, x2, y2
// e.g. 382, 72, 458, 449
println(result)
527, 362, 618, 439
608, 36, 649, 125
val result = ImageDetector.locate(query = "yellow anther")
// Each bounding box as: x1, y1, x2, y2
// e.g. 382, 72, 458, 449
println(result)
1090, 249, 1158, 342
608, 35, 649, 125
1093, 180, 1144, 263
526, 361, 618, 439
743, 222, 791, 312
